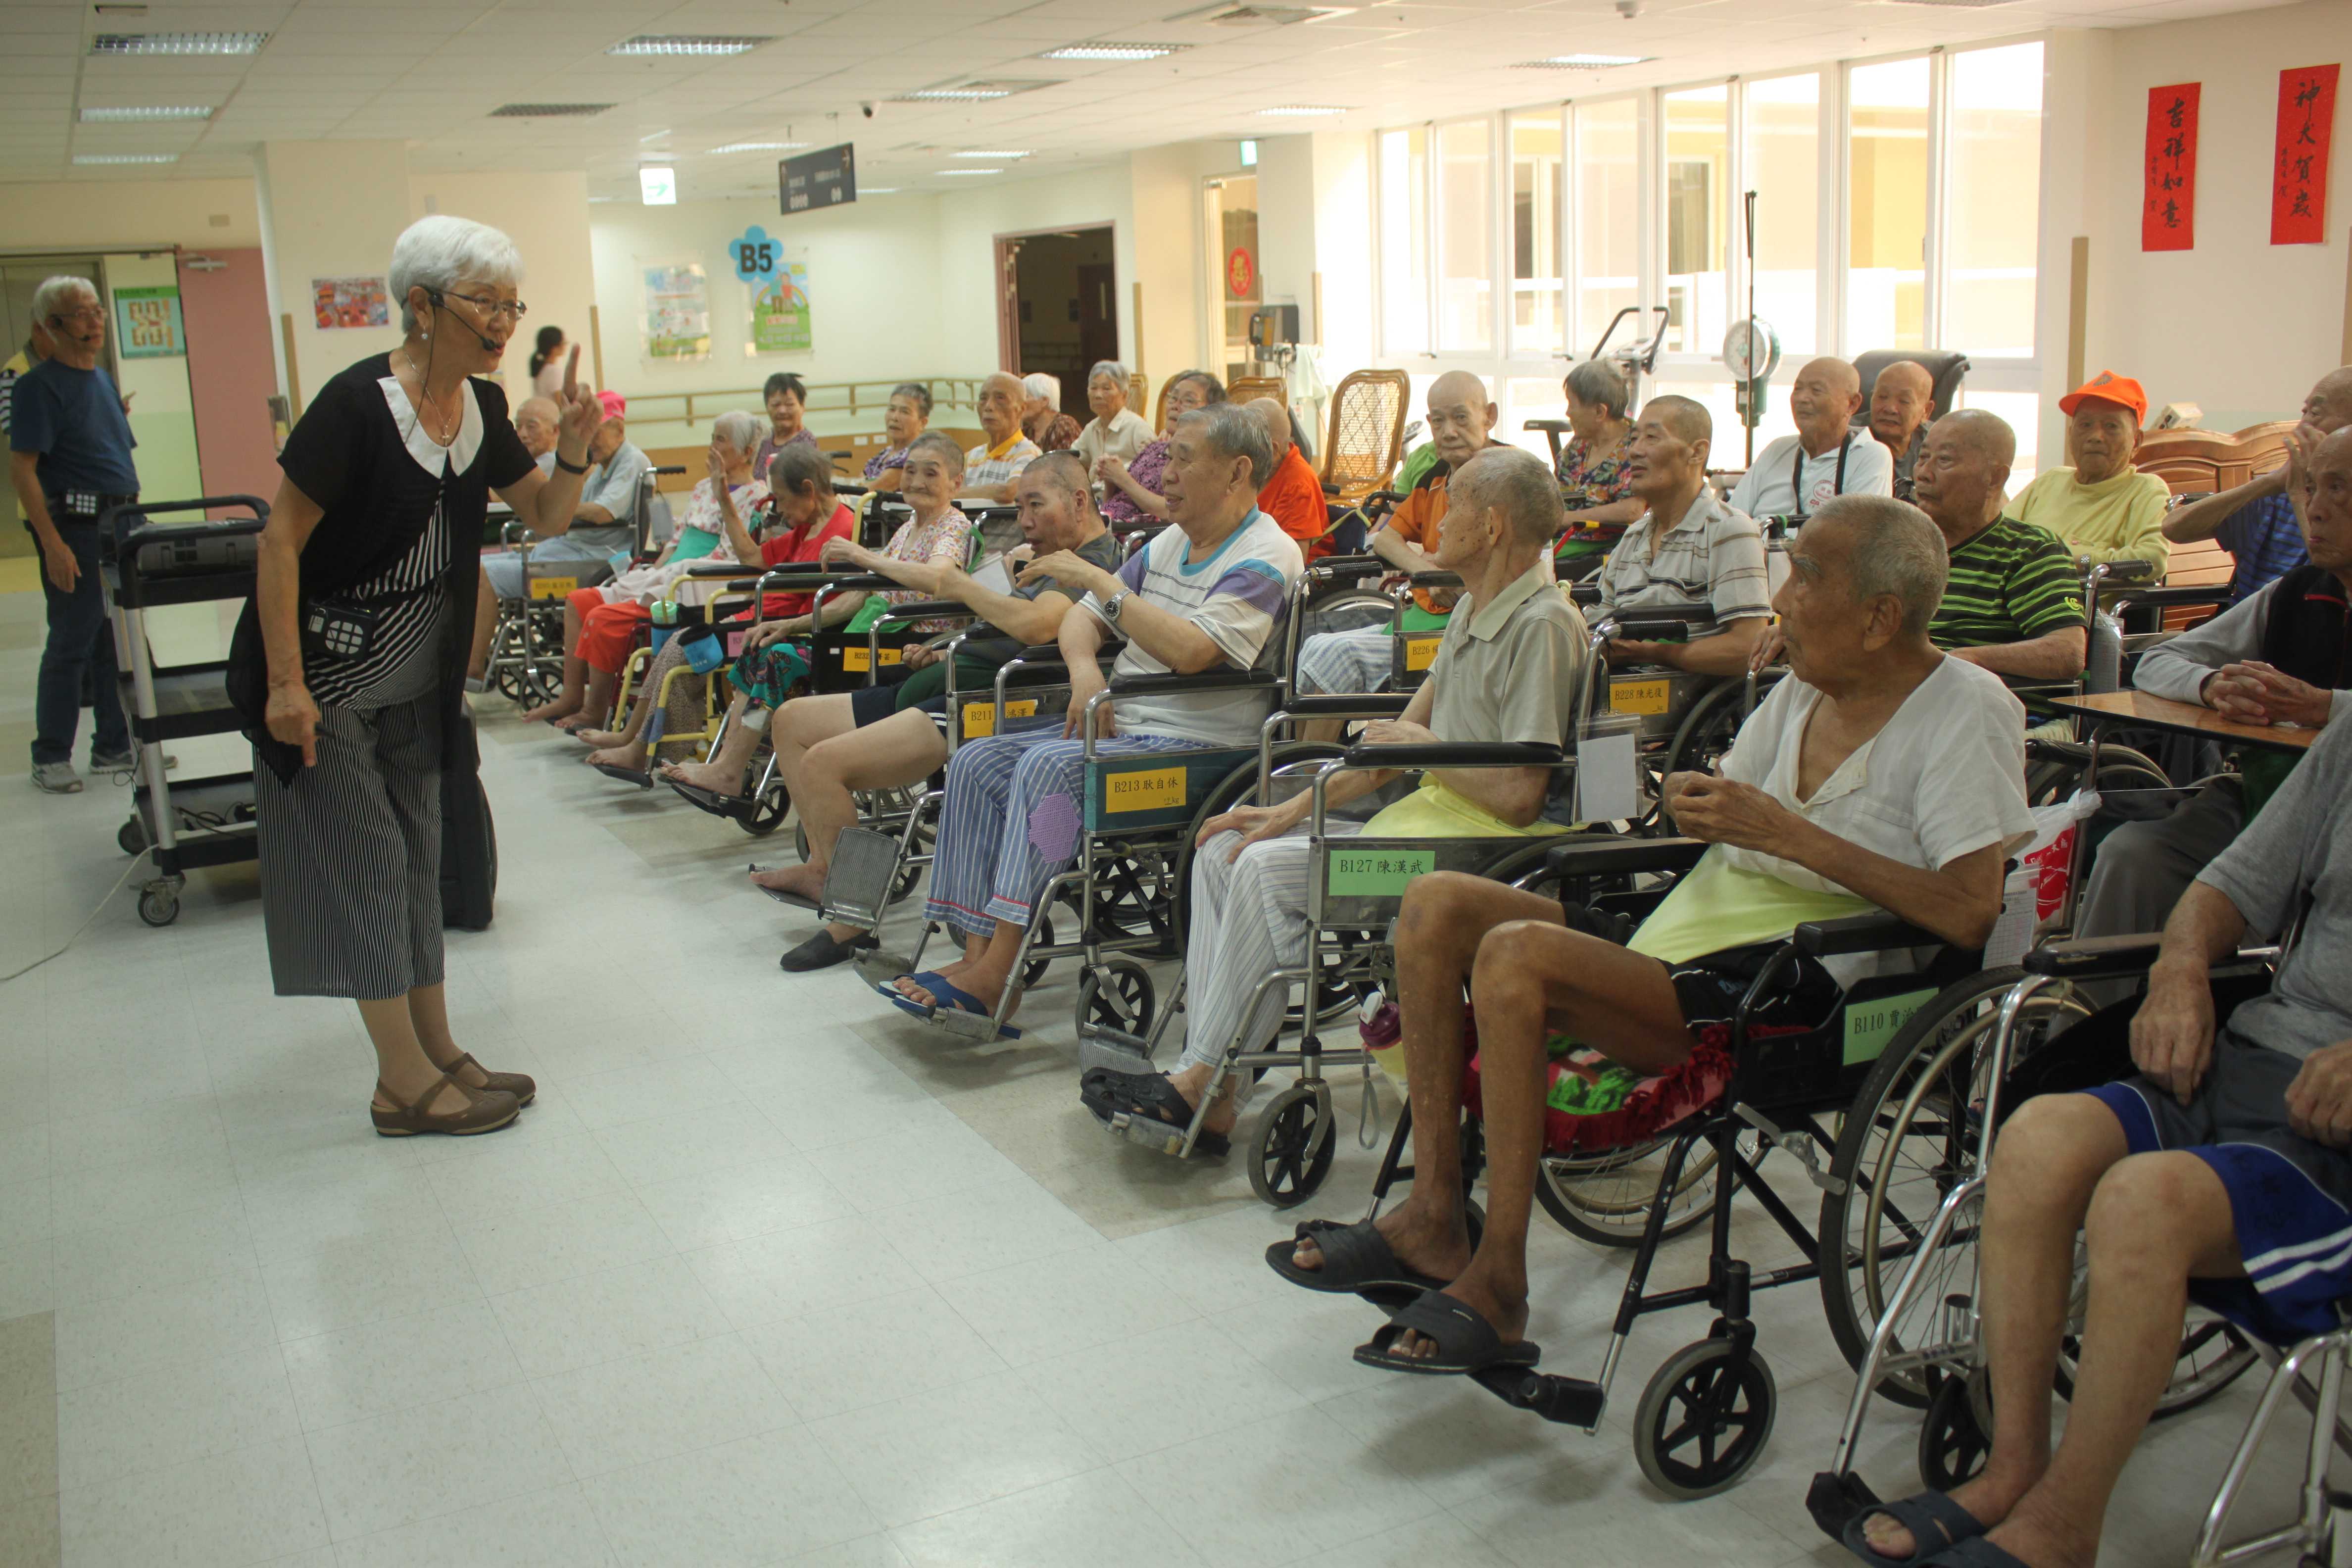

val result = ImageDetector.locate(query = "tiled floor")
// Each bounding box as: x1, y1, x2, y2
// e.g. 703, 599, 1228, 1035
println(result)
0, 583, 2332, 1567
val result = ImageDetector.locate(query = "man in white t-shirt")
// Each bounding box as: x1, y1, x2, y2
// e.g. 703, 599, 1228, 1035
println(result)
1274, 495, 2034, 1371
1727, 356, 1895, 521
880, 401, 1305, 1033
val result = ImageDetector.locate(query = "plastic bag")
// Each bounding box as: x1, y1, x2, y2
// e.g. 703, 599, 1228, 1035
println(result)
2021, 789, 2101, 923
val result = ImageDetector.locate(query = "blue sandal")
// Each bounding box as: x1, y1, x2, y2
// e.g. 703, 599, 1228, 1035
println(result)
876, 972, 1023, 1039
1842, 1490, 1989, 1567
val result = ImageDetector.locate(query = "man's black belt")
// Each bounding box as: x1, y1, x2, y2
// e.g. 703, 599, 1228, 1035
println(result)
52, 490, 139, 521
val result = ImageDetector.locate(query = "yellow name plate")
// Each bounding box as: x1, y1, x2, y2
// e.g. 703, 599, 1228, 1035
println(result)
1403, 636, 1441, 673
528, 576, 576, 599
841, 646, 906, 673
1611, 677, 1671, 716
1104, 765, 1186, 812
960, 698, 1038, 739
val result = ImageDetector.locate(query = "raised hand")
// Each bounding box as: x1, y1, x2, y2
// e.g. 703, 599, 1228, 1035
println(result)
555, 345, 604, 454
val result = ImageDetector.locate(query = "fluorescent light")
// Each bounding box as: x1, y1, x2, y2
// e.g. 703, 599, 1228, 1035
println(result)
608, 35, 771, 55
938, 168, 1001, 176
490, 102, 614, 118
954, 149, 1031, 158
899, 87, 1011, 101
862, 187, 900, 194
90, 31, 265, 55
1258, 104, 1347, 116
79, 105, 212, 121
709, 141, 807, 154
74, 153, 178, 164
639, 165, 677, 204
1517, 53, 1650, 68
1039, 42, 1188, 59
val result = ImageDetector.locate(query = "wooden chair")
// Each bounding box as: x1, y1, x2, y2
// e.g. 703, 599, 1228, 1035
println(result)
1228, 375, 1286, 408
1319, 368, 1411, 505
2132, 421, 2296, 629
1128, 372, 1149, 430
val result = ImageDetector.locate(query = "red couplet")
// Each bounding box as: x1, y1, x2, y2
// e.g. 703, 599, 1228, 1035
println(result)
2271, 64, 2339, 246
2142, 83, 2201, 251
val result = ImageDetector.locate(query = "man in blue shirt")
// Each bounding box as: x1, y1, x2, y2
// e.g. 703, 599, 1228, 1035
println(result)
2162, 366, 2352, 603
7, 276, 140, 793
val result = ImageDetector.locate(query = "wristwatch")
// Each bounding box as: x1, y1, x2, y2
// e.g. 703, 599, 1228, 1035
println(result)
1100, 588, 1133, 625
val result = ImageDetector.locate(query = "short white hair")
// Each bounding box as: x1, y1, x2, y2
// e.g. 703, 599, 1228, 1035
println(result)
388, 214, 523, 334
1022, 372, 1059, 403
32, 275, 98, 325
1088, 360, 1129, 389
712, 409, 764, 455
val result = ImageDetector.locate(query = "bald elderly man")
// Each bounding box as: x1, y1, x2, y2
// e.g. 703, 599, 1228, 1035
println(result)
1597, 395, 1771, 676
1248, 396, 1327, 552
959, 371, 1045, 507
1727, 355, 1895, 520
1868, 360, 1938, 503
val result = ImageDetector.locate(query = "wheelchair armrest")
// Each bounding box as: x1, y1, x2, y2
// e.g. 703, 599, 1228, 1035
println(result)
1569, 582, 1604, 606
1106, 669, 1282, 697
682, 561, 756, 577
2107, 585, 2236, 609
873, 599, 967, 622
1792, 913, 1941, 958
1545, 835, 1708, 878
1523, 418, 1571, 435
808, 574, 897, 592
2020, 933, 2168, 980
651, 465, 689, 476
1598, 609, 1711, 640
1307, 555, 1389, 584
1407, 571, 1464, 588
1278, 694, 1414, 720
2083, 558, 2158, 585
1342, 740, 1562, 770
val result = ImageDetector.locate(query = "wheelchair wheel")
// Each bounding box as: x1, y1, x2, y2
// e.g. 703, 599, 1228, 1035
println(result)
740, 773, 789, 836
1533, 1133, 1733, 1249
1298, 588, 1397, 643
1818, 967, 2095, 1408
2024, 740, 2168, 806
1633, 1337, 1778, 1500
1659, 673, 1775, 782
117, 815, 147, 856
1250, 1081, 1336, 1207
2055, 1295, 2258, 1420
1088, 852, 1176, 953
1918, 1371, 1992, 1492
1173, 742, 1346, 952
1078, 956, 1155, 1037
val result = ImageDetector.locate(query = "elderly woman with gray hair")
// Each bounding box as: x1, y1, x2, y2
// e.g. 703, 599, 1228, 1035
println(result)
229, 213, 606, 1137
863, 381, 931, 493
1074, 359, 1150, 471
1552, 358, 1642, 571
1020, 373, 1082, 451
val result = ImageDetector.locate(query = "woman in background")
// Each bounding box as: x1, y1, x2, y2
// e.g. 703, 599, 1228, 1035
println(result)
528, 324, 567, 397
756, 372, 815, 474
1097, 369, 1223, 529
864, 382, 931, 494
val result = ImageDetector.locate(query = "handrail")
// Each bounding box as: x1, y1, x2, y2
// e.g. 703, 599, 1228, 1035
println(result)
613, 374, 999, 430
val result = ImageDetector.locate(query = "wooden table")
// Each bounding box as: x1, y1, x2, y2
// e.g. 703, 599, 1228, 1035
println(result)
2047, 690, 2318, 755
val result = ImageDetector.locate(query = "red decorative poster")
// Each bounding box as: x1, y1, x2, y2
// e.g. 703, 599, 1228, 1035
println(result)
2271, 63, 2338, 245
2142, 83, 2200, 251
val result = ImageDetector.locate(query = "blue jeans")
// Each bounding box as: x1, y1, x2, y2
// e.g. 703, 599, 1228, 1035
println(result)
33, 523, 128, 766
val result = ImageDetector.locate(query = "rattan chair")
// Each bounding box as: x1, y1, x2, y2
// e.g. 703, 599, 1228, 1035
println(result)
1227, 375, 1286, 407
1318, 368, 1411, 504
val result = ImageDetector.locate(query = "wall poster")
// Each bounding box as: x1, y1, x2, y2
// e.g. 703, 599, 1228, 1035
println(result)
641, 261, 711, 362
311, 275, 389, 330
113, 285, 184, 357
2141, 83, 2199, 251
731, 225, 811, 355
2271, 63, 2339, 245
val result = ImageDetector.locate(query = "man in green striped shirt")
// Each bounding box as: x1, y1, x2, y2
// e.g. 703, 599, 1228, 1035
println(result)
1914, 409, 2087, 685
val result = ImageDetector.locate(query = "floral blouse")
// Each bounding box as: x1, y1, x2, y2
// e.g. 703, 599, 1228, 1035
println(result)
1100, 435, 1173, 528
863, 443, 911, 480
876, 504, 976, 634
1555, 426, 1637, 561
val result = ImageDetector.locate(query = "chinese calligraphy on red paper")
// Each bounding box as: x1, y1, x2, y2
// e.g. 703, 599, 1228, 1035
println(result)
2271, 64, 2338, 245
2143, 83, 2200, 250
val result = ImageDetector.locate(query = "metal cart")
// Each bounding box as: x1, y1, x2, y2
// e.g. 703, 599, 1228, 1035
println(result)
100, 496, 269, 927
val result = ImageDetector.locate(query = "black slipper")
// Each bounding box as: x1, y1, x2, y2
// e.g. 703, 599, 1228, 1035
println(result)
589, 760, 652, 788
1353, 1287, 1539, 1376
1265, 1219, 1450, 1300
1842, 1490, 1989, 1567
1080, 1069, 1230, 1158
780, 929, 878, 972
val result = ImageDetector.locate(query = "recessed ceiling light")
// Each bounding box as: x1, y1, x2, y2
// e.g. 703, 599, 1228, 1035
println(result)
1515, 53, 1650, 68
607, 35, 772, 55
954, 150, 1031, 158
1038, 42, 1189, 60
490, 102, 615, 118
74, 153, 178, 164
938, 168, 1001, 176
78, 105, 212, 121
90, 31, 265, 55
899, 87, 1012, 101
862, 187, 900, 193
709, 141, 808, 154
1258, 104, 1348, 116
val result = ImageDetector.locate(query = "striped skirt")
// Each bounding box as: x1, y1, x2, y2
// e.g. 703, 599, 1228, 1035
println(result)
252, 694, 444, 1000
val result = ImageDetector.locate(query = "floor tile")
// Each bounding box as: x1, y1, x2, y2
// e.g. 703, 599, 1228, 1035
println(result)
890, 1467, 1207, 1568
55, 1345, 299, 1492
591, 1102, 797, 1190
420, 1128, 630, 1224
686, 1217, 928, 1330
872, 1177, 1103, 1286
279, 1298, 528, 1431
489, 1254, 735, 1379
1448, 1460, 1818, 1568
56, 1434, 328, 1568
531, 1332, 799, 1478
805, 1370, 1100, 1529
328, 1481, 618, 1568
301, 1385, 573, 1541
52, 1268, 278, 1391
1013, 1317, 1308, 1464
259, 1222, 482, 1342
936, 1242, 1198, 1368
633, 1151, 860, 1252
49, 1195, 257, 1307
454, 1187, 677, 1299
586, 1426, 880, 1567
740, 1286, 1009, 1421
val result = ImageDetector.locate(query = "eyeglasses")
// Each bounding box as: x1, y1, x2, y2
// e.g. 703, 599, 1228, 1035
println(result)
51, 305, 105, 322
441, 291, 528, 322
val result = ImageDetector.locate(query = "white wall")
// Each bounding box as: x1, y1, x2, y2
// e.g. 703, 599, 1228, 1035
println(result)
257, 140, 413, 416
2061, 0, 2350, 433
0, 177, 261, 252
933, 163, 1136, 372
410, 169, 596, 403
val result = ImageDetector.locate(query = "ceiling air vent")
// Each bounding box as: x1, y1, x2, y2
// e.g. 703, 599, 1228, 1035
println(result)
1169, 2, 1356, 23
490, 102, 616, 118
893, 79, 1054, 101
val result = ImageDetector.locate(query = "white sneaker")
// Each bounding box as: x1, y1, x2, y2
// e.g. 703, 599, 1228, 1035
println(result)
31, 761, 83, 794
91, 749, 176, 773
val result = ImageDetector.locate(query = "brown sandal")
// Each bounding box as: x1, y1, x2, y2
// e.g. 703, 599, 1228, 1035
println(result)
445, 1052, 536, 1106
370, 1069, 520, 1137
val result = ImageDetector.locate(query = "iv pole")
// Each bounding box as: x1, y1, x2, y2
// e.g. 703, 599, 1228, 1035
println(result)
1743, 187, 1759, 470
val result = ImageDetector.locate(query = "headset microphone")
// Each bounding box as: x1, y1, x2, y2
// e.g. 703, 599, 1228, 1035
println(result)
427, 290, 500, 354
48, 314, 100, 347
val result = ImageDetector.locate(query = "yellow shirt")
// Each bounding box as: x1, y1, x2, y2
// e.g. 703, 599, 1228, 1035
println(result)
2011, 466, 2171, 576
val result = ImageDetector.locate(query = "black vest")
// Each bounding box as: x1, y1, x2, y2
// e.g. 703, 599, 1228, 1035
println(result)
2242, 565, 2350, 818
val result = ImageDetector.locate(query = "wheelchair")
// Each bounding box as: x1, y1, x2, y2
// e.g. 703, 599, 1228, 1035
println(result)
480, 464, 682, 706
1808, 934, 2287, 1555
1348, 832, 2091, 1498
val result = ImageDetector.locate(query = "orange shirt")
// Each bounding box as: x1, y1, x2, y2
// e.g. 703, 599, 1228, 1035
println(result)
1256, 445, 1326, 552
1387, 471, 1455, 614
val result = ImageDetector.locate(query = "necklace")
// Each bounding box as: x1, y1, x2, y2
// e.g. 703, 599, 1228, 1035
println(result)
401, 345, 460, 446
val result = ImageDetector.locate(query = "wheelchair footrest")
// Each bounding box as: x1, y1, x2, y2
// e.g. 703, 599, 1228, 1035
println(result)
1078, 1031, 1154, 1078
1471, 1365, 1606, 1428
670, 780, 752, 821
824, 828, 906, 931
1105, 1107, 1202, 1157
1805, 1470, 1881, 1545
856, 949, 915, 982
926, 1006, 1005, 1042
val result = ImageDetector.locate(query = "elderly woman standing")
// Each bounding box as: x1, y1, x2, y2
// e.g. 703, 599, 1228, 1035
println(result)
231, 215, 603, 1136
1021, 373, 1082, 451
1098, 369, 1223, 528
754, 372, 814, 475
1550, 359, 1641, 571
1074, 360, 1151, 471
864, 381, 930, 493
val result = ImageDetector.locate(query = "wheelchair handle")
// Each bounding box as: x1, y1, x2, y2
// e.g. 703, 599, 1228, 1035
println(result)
681, 560, 760, 577
2102, 584, 2235, 610
1276, 694, 1415, 720
1339, 741, 1562, 770
1405, 571, 1464, 588
873, 599, 969, 622
1305, 555, 1389, 585
1545, 835, 1707, 879
1107, 669, 1280, 697
116, 512, 266, 551
651, 465, 689, 476
1792, 913, 1941, 958
1596, 608, 1711, 639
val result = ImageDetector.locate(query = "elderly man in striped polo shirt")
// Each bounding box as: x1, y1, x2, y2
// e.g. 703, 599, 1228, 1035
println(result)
1594, 395, 1771, 676
1913, 408, 2088, 686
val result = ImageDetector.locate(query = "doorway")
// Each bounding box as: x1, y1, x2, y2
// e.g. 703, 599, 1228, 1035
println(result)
994, 226, 1118, 426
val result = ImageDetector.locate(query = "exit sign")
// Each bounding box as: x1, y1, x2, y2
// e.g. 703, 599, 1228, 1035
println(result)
780, 144, 856, 215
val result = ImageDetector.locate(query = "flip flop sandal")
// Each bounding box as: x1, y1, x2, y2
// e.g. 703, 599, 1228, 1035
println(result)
1264, 1219, 1451, 1300
1842, 1491, 1990, 1567
1353, 1287, 1540, 1376
875, 972, 1023, 1040
1079, 1069, 1229, 1158
589, 760, 652, 788
1918, 1541, 2034, 1568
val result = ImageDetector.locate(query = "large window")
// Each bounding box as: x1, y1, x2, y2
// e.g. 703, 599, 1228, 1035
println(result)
1744, 72, 1819, 355
1847, 56, 1931, 352
1378, 127, 1428, 355
1945, 43, 2043, 359
1574, 98, 1641, 354
1510, 113, 1565, 357
1662, 85, 1728, 356
1436, 118, 1493, 352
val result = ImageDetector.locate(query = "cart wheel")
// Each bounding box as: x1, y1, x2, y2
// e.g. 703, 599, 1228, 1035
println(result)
739, 777, 789, 836
1249, 1082, 1336, 1207
1078, 957, 1155, 1037
1918, 1371, 1992, 1492
118, 816, 147, 856
137, 887, 179, 927
1633, 1337, 1778, 1499
1020, 917, 1056, 989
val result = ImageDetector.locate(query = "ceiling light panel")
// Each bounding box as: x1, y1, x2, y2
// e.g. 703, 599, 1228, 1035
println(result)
1258, 104, 1348, 115
78, 105, 212, 120
1038, 42, 1189, 60
954, 149, 1031, 158
90, 32, 267, 56
74, 152, 177, 163
490, 102, 616, 118
709, 141, 808, 153
607, 35, 773, 56
1516, 53, 1651, 68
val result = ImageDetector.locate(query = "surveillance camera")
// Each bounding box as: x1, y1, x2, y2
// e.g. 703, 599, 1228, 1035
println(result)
860, 101, 876, 118
1615, 0, 1642, 14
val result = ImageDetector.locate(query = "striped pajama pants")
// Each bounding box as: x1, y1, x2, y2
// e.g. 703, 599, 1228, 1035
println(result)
252, 695, 444, 1000
924, 730, 1204, 938
1294, 625, 1396, 696
1176, 824, 1360, 1075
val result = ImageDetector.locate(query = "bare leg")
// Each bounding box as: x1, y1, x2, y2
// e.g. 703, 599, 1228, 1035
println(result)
404, 981, 494, 1090
1298, 717, 1348, 746
468, 569, 498, 681
1861, 1092, 2129, 1559
794, 711, 949, 934
522, 603, 586, 722
895, 921, 1025, 1017
358, 993, 473, 1115
672, 695, 769, 794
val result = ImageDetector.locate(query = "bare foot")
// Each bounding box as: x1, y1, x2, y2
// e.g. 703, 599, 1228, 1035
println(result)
572, 727, 629, 748
1143, 1069, 1240, 1137
1857, 1463, 2046, 1562
892, 967, 1017, 1021
1294, 1199, 1473, 1283
1970, 1493, 2095, 1568
585, 744, 647, 772
750, 862, 825, 897
1389, 1274, 1529, 1359
668, 758, 746, 794
523, 698, 578, 724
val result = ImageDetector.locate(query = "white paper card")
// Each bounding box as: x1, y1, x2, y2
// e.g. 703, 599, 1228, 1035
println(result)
1575, 730, 1640, 823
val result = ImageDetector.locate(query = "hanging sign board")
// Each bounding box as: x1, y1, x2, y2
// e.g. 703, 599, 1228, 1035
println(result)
779, 144, 856, 216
